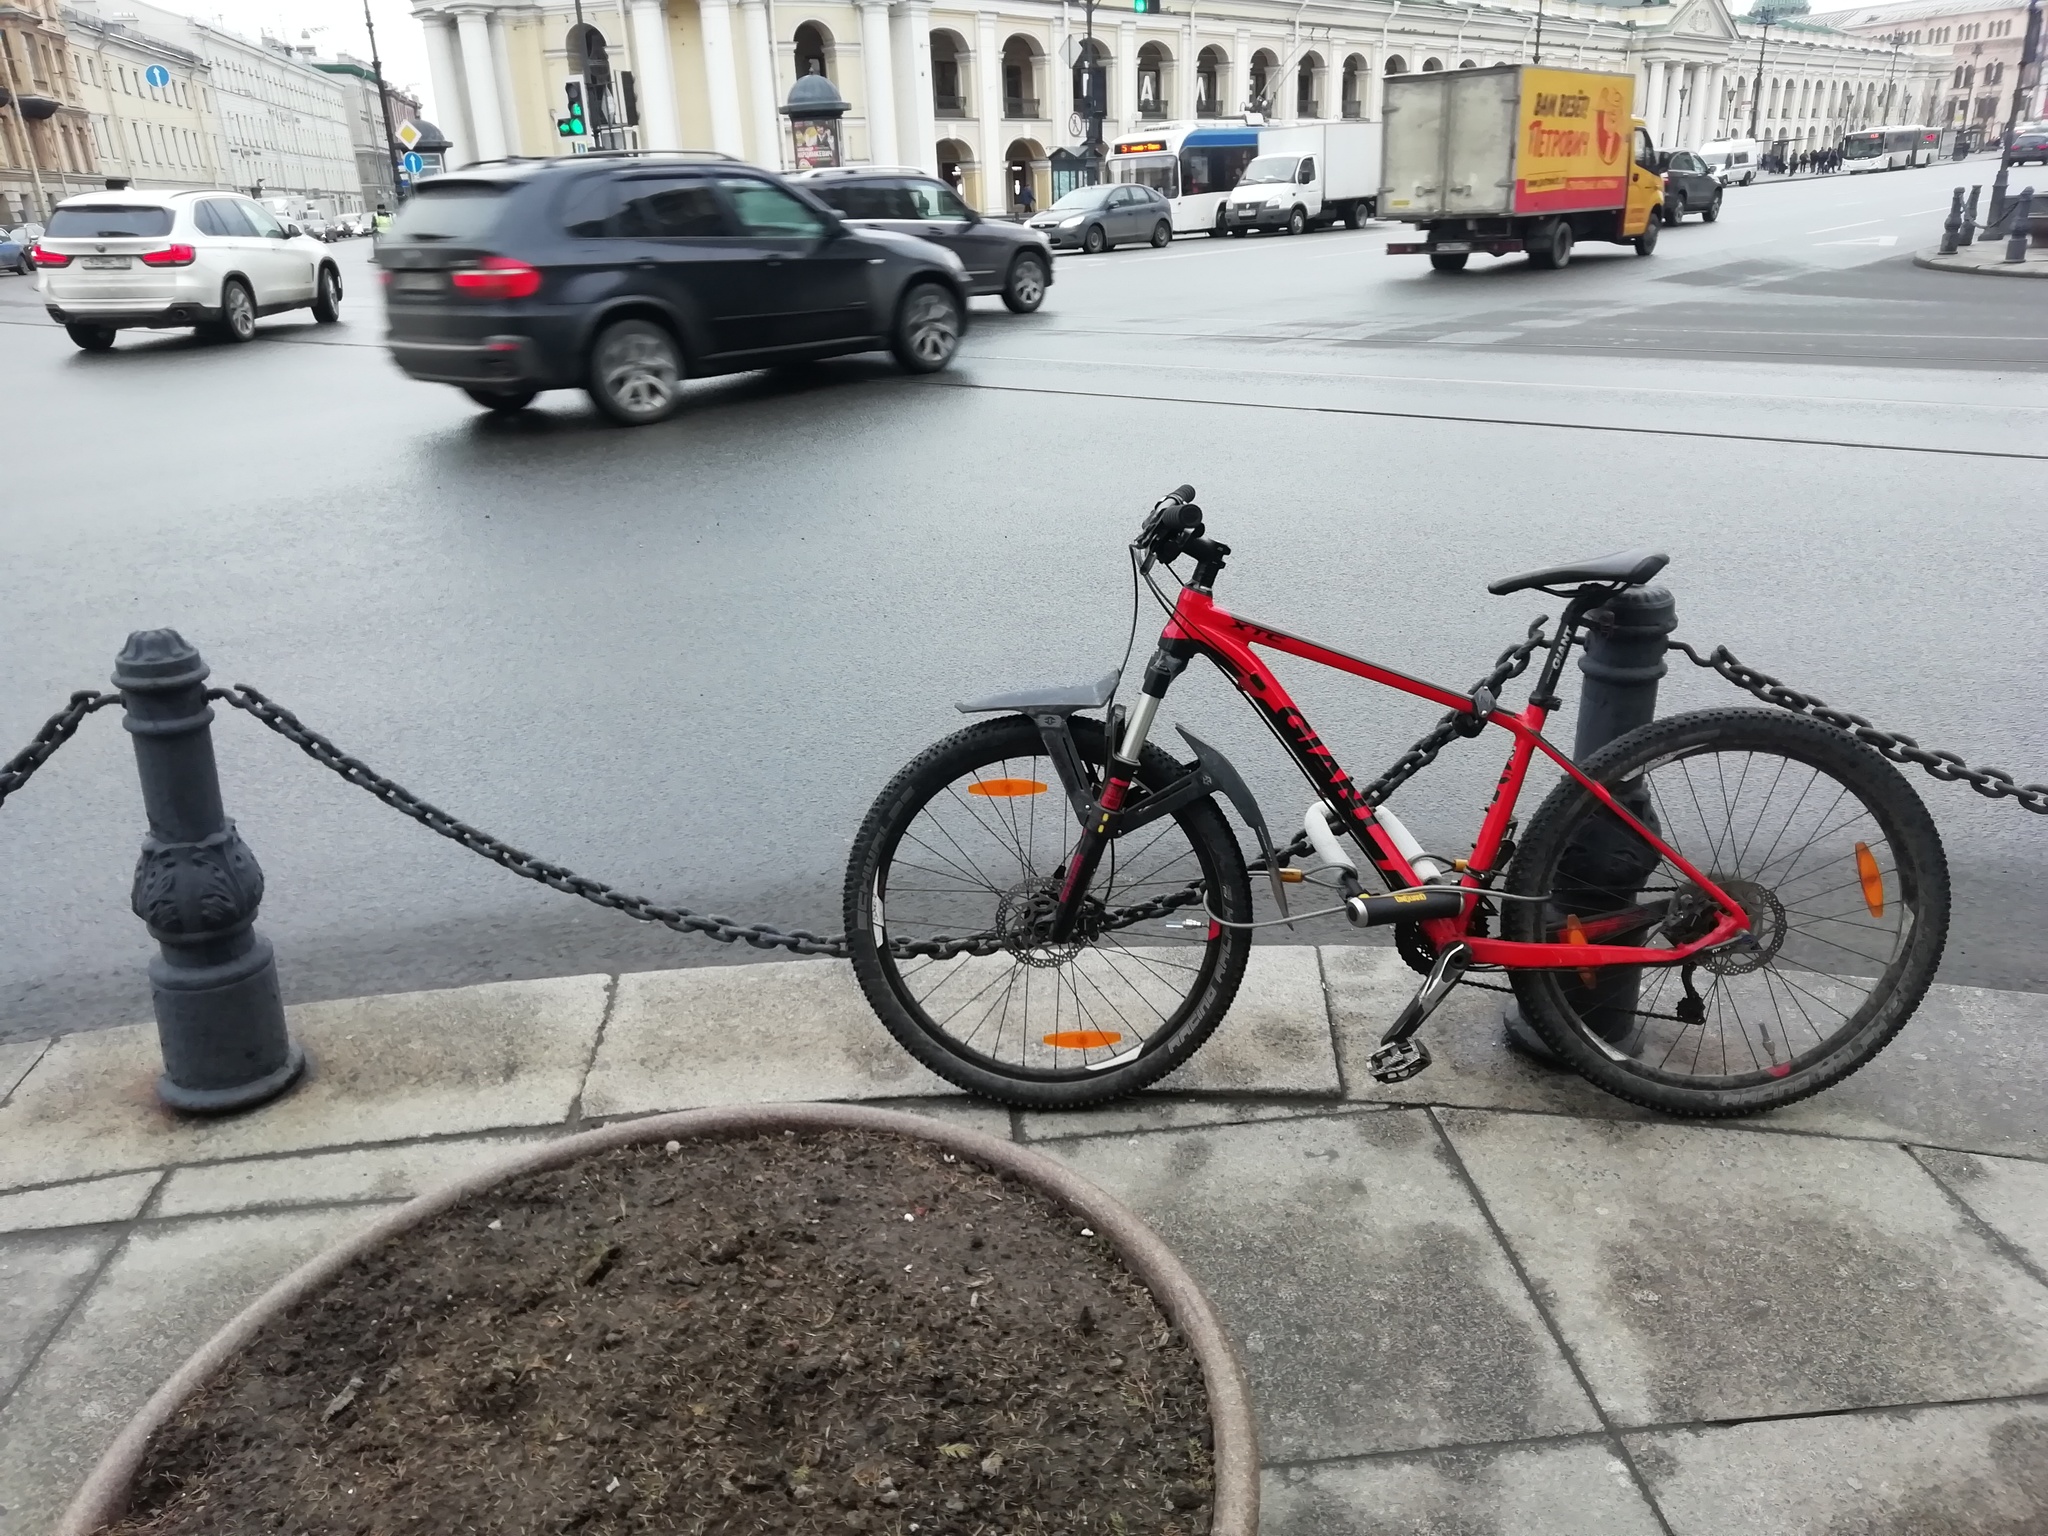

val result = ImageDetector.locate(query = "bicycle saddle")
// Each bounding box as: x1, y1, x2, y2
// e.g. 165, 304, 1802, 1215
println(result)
1487, 549, 1669, 596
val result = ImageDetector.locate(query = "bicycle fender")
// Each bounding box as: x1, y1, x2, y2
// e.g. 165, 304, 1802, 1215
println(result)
1176, 726, 1289, 924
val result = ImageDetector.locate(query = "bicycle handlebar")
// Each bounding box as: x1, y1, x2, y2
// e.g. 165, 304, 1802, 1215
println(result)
1137, 486, 1205, 565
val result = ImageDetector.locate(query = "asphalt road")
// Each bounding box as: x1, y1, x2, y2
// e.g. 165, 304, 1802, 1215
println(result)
3, 156, 2044, 1043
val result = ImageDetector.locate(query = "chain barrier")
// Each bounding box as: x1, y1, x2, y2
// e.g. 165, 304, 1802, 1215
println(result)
2, 624, 2039, 962
0, 691, 122, 810
1670, 640, 2048, 815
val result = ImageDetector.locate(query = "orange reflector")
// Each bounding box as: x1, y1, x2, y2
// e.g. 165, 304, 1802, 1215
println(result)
1564, 913, 1596, 988
1855, 841, 1885, 918
1042, 1031, 1122, 1050
969, 778, 1049, 798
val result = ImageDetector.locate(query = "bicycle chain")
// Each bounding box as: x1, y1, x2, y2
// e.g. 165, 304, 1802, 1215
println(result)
2, 619, 2039, 965
0, 691, 123, 810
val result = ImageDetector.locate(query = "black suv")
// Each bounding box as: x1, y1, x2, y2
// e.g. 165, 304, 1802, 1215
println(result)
1657, 149, 1723, 224
377, 153, 972, 426
792, 168, 1052, 313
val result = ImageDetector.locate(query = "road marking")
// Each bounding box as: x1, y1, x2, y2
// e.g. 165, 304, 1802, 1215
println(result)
1815, 234, 1899, 246
1429, 330, 1519, 344
1807, 218, 1885, 233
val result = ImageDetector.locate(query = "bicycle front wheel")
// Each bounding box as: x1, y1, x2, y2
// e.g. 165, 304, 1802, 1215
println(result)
844, 714, 1252, 1108
1504, 707, 1949, 1116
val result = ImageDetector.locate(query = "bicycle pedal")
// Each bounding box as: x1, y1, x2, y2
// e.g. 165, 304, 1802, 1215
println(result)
1368, 1038, 1432, 1084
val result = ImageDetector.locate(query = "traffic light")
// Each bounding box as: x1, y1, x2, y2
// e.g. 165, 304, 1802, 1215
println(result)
559, 78, 586, 137
1133, 0, 1160, 11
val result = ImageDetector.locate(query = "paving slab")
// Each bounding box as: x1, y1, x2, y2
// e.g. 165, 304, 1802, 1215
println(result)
1155, 945, 1341, 1095
1438, 1109, 2048, 1427
0, 1230, 118, 1401
1022, 1096, 1384, 1143
1262, 1439, 1664, 1536
0, 976, 610, 1191
861, 1097, 1016, 1141
1911, 1146, 2048, 1278
0, 1039, 48, 1105
1325, 947, 1657, 1120
0, 1172, 160, 1235
155, 1130, 563, 1218
1630, 1400, 2048, 1536
0, 1207, 377, 1536
1046, 1110, 1599, 1461
579, 960, 955, 1117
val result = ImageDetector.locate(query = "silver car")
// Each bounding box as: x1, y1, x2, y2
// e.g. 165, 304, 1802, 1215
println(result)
1026, 183, 1172, 254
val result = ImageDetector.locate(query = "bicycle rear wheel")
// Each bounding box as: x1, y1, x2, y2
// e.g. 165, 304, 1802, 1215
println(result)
844, 714, 1252, 1108
1504, 707, 1949, 1116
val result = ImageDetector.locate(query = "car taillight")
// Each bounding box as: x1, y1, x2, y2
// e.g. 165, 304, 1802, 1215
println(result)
1660, 174, 1670, 187
139, 244, 197, 267
30, 244, 68, 267
449, 256, 541, 300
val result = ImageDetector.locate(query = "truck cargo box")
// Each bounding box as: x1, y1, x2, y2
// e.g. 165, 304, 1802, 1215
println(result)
1381, 65, 1636, 221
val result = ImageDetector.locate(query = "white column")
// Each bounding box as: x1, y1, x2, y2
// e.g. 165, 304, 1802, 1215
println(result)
1116, 18, 1137, 133
421, 14, 473, 169
1684, 63, 1708, 146
1050, 8, 1071, 136
1703, 63, 1725, 141
891, 0, 937, 174
454, 10, 506, 162
738, 0, 780, 166
629, 0, 681, 149
1643, 59, 1666, 141
858, 0, 897, 163
1178, 22, 1196, 120
1661, 63, 1687, 147
698, 0, 747, 157
975, 12, 1006, 211
488, 13, 520, 156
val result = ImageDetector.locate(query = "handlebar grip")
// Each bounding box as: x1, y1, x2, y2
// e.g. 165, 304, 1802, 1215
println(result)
1166, 483, 1197, 505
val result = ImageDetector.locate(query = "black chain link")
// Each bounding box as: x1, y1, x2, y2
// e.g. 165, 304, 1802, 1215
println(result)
1671, 641, 2048, 815
0, 691, 122, 810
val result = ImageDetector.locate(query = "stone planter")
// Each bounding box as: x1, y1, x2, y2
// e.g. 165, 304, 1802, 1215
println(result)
58, 1102, 1258, 1535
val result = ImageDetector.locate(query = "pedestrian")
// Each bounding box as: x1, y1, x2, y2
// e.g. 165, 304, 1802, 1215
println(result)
1016, 178, 1036, 218
373, 202, 391, 235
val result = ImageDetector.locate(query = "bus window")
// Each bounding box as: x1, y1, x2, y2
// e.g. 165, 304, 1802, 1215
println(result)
1131, 161, 1179, 197
1182, 144, 1256, 193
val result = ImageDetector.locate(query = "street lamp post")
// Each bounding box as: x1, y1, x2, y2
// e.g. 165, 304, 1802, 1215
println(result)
1881, 31, 1905, 122
1747, 14, 1778, 139
361, 0, 405, 206
1988, 0, 2044, 227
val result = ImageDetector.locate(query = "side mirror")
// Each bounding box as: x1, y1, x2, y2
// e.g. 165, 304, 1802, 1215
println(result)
280, 224, 298, 238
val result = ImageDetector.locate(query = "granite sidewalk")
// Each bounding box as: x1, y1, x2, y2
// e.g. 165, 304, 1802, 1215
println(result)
4, 949, 2047, 1535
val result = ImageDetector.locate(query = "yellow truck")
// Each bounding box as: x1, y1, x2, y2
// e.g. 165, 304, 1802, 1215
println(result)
1381, 65, 1666, 271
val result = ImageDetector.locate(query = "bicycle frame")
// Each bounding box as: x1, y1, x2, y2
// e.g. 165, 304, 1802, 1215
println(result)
1108, 584, 1751, 970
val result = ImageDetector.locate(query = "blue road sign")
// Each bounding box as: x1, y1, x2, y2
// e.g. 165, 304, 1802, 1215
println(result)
144, 64, 170, 88
401, 151, 424, 175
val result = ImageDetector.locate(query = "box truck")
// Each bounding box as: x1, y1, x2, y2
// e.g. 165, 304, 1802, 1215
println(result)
1380, 65, 1664, 270
1218, 121, 1383, 235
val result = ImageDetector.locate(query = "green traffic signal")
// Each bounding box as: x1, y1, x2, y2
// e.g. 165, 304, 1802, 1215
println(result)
560, 80, 586, 137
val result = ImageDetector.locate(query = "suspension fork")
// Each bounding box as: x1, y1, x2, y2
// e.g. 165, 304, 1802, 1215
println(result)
1049, 640, 1191, 939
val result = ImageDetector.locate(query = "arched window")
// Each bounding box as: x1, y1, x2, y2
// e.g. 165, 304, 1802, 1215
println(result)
793, 21, 830, 80
1138, 41, 1170, 119
1295, 52, 1322, 117
1002, 35, 1040, 118
1384, 54, 1407, 75
1341, 54, 1368, 117
1249, 49, 1277, 113
931, 30, 968, 116
1421, 57, 1444, 72
1458, 59, 1477, 69
1197, 45, 1227, 116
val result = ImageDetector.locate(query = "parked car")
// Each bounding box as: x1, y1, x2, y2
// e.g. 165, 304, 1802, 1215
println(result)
34, 189, 343, 351
792, 166, 1052, 313
2008, 129, 2048, 166
297, 215, 333, 243
1025, 182, 1172, 253
0, 233, 30, 274
375, 152, 972, 426
1656, 149, 1723, 223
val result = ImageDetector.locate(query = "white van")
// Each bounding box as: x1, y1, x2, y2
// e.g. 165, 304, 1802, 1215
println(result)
1698, 138, 1759, 186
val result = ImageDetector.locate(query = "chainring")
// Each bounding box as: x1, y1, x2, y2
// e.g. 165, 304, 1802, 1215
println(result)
1396, 906, 1489, 976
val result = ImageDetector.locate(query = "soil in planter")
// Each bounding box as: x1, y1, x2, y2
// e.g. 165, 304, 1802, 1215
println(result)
114, 1129, 1215, 1536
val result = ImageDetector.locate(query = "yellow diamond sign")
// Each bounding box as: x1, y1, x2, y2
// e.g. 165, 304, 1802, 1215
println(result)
395, 120, 422, 150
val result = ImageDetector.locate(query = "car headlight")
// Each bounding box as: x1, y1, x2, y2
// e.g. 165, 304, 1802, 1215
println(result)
1265, 192, 1287, 206
1059, 214, 1085, 228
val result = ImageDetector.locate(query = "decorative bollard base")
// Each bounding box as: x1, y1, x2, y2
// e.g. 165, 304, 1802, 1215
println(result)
160, 1041, 307, 1115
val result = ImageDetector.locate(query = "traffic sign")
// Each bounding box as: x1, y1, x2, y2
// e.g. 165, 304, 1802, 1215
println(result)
401, 151, 424, 174
144, 64, 170, 88
395, 120, 422, 150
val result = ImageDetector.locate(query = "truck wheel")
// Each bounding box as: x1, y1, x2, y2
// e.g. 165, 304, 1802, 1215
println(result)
1429, 252, 1469, 272
1285, 205, 1307, 236
1346, 202, 1370, 229
1529, 221, 1573, 270
1633, 208, 1662, 256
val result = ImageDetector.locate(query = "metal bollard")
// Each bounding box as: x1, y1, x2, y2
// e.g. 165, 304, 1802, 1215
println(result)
115, 630, 304, 1113
1940, 187, 1965, 255
2006, 188, 2035, 264
1962, 184, 1981, 245
1505, 585, 1677, 1060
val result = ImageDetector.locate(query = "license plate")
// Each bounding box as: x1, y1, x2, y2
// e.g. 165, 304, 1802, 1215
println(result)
394, 272, 442, 293
81, 255, 130, 269
1432, 242, 1472, 253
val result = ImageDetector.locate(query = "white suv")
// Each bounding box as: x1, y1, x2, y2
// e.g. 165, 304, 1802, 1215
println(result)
35, 189, 342, 351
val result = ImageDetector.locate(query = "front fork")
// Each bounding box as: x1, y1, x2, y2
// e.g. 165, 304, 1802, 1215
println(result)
1048, 650, 1182, 939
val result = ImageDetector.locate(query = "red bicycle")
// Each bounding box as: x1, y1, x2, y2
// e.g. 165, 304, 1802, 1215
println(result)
846, 487, 1949, 1115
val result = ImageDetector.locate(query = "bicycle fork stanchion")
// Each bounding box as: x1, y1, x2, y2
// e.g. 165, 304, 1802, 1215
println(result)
115, 630, 304, 1113
1505, 584, 1677, 1060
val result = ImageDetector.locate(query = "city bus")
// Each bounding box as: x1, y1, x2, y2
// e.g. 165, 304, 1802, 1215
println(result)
1840, 124, 1940, 171
1107, 125, 1263, 234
